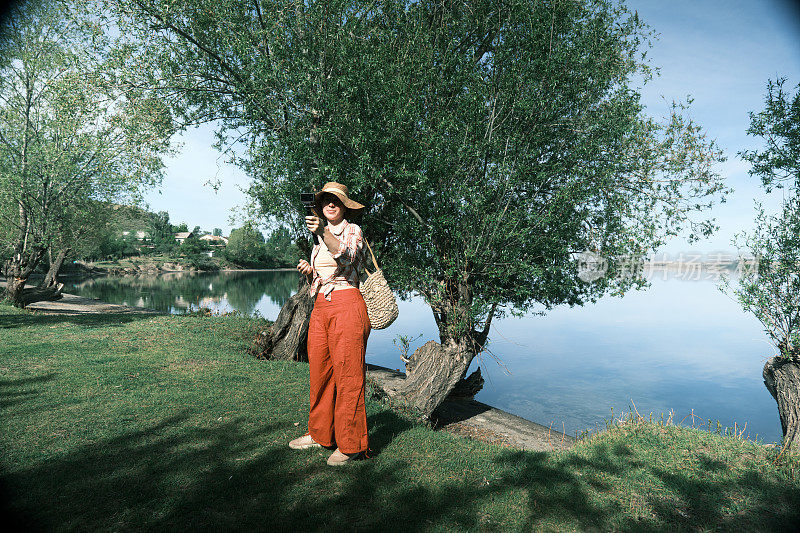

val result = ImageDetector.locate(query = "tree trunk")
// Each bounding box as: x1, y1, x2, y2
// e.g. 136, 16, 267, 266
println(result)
448, 367, 484, 399
389, 337, 477, 417
40, 247, 70, 288
1, 276, 28, 307
371, 289, 491, 418
763, 356, 800, 451
21, 283, 64, 306
2, 246, 45, 308
255, 275, 314, 361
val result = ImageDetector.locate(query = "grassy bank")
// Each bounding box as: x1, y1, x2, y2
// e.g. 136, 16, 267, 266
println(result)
80, 254, 225, 273
1, 304, 799, 531
79, 255, 294, 274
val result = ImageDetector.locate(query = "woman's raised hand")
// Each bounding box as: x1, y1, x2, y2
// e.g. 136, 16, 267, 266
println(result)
297, 259, 313, 276
305, 215, 323, 236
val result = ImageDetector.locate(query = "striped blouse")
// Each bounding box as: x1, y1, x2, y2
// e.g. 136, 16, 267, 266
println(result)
309, 220, 364, 301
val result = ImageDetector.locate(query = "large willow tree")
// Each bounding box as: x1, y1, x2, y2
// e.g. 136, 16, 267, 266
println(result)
117, 0, 729, 415
0, 0, 173, 306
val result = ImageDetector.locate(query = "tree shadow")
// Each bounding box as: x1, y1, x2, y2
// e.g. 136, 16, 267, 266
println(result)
2, 396, 799, 530
0, 373, 58, 409
647, 462, 800, 530
489, 438, 800, 531
0, 410, 489, 531
365, 409, 414, 457
3, 412, 800, 530
431, 397, 492, 425
0, 310, 159, 329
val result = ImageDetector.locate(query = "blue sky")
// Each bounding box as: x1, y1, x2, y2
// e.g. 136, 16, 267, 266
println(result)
143, 0, 800, 255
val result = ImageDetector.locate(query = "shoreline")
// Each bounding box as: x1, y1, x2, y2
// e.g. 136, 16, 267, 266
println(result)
218, 268, 296, 272
2, 267, 298, 282
367, 364, 575, 451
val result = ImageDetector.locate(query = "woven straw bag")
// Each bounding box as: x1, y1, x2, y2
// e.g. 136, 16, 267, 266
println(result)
359, 239, 398, 329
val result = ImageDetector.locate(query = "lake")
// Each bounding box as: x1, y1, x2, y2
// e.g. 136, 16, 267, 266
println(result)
65, 268, 781, 444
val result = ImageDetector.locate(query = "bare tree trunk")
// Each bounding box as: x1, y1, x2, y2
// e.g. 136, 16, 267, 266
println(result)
448, 367, 484, 398
251, 275, 314, 361
763, 356, 800, 451
40, 247, 70, 288
21, 283, 64, 306
2, 246, 45, 308
371, 287, 491, 417
384, 337, 478, 417
1, 276, 28, 307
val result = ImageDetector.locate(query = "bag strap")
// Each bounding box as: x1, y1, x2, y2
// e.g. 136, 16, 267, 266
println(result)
363, 238, 379, 276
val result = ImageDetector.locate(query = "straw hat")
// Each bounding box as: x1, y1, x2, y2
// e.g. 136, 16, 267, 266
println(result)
314, 182, 365, 212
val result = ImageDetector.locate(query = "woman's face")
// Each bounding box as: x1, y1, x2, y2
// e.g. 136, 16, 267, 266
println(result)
320, 193, 345, 224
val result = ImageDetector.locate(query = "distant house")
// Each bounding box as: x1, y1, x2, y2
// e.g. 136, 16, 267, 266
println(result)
199, 235, 228, 246
174, 232, 194, 244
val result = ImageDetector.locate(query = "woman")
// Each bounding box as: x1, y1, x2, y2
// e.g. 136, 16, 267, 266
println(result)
289, 182, 371, 466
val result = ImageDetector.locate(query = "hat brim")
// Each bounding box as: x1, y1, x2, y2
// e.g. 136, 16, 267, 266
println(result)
314, 189, 365, 212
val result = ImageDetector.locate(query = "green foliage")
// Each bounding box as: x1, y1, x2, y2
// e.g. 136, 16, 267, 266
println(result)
0, 0, 173, 292
224, 223, 268, 267
180, 233, 208, 255
95, 233, 140, 261
721, 197, 800, 362
179, 233, 215, 270
117, 0, 728, 349
723, 80, 800, 362
739, 78, 800, 193
264, 226, 297, 268
149, 210, 178, 254
212, 227, 223, 237
393, 333, 424, 362
174, 222, 189, 233
65, 203, 156, 261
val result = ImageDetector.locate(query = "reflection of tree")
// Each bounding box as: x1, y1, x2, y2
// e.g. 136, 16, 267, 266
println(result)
260, 271, 297, 308
213, 273, 268, 316
67, 271, 298, 314
69, 272, 218, 313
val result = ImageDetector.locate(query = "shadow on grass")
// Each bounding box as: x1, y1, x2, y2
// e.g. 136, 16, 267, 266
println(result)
0, 408, 480, 531
491, 442, 800, 531
364, 409, 414, 457
0, 310, 157, 329
646, 462, 800, 530
3, 410, 800, 531
0, 373, 58, 409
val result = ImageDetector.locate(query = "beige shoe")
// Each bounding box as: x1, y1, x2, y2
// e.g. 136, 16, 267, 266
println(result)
327, 448, 360, 466
288, 433, 322, 450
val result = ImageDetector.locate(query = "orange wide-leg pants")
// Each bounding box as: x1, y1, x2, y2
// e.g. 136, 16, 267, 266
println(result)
307, 289, 371, 454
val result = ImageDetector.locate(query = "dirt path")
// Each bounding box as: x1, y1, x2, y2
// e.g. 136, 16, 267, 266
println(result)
26, 292, 162, 315
1, 281, 161, 315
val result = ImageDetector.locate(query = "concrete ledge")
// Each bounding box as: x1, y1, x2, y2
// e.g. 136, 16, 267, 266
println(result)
367, 364, 576, 452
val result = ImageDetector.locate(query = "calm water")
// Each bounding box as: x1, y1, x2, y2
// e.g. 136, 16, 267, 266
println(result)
66, 269, 781, 444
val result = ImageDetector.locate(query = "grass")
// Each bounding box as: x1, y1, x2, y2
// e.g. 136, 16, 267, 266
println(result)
1, 303, 799, 531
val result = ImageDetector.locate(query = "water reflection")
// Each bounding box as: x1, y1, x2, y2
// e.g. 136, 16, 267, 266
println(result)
67, 270, 297, 315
